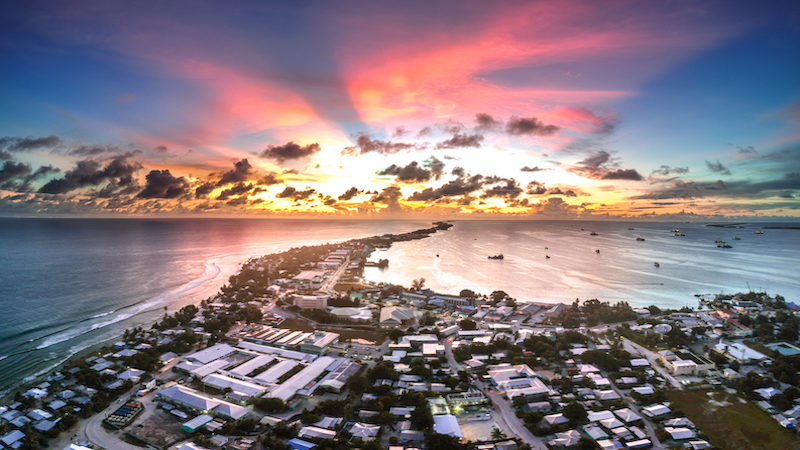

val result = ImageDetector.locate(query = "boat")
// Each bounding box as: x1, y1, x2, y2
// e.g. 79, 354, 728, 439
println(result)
595, 249, 600, 254
715, 238, 725, 244
732, 236, 741, 240
755, 230, 764, 234
674, 232, 685, 236
636, 237, 645, 241
545, 255, 550, 259
718, 244, 732, 248
670, 229, 679, 233
654, 262, 660, 267
436, 254, 440, 257
590, 232, 598, 236
488, 254, 504, 260
628, 227, 635, 230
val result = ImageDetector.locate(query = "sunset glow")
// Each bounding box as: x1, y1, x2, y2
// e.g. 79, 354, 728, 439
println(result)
0, 0, 798, 218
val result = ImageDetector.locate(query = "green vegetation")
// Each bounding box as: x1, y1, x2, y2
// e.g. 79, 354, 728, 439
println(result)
667, 390, 800, 450
557, 299, 638, 328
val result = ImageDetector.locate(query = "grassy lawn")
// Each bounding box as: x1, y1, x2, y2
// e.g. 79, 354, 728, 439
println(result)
666, 390, 800, 450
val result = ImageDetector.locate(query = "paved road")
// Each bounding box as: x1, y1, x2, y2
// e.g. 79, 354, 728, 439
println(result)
486, 390, 549, 450
604, 373, 665, 449
621, 338, 683, 390
443, 338, 464, 372
81, 387, 143, 450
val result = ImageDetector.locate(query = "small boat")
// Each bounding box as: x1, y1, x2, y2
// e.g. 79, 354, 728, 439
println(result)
715, 238, 725, 244
636, 237, 645, 241
670, 229, 679, 233
545, 247, 548, 250
488, 254, 504, 260
654, 262, 660, 267
718, 244, 732, 248
436, 254, 440, 257
732, 236, 741, 240
581, 228, 584, 231
545, 255, 550, 259
754, 231, 764, 234
674, 232, 685, 236
590, 232, 598, 236
628, 227, 635, 230
595, 249, 600, 254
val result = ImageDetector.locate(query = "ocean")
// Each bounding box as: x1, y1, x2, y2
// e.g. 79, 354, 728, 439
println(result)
364, 220, 800, 309
0, 218, 798, 392
0, 217, 428, 393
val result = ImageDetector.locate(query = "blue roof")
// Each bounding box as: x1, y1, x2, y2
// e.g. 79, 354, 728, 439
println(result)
288, 438, 317, 450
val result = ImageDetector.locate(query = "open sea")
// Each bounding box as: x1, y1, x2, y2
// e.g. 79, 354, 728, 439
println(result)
1, 218, 798, 392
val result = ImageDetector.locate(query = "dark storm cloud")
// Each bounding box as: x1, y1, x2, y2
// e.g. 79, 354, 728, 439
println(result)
601, 169, 643, 181
195, 182, 215, 199
338, 187, 361, 201
341, 134, 421, 156
705, 180, 727, 191
481, 178, 523, 199
377, 157, 445, 183
0, 150, 12, 160
217, 182, 254, 200
217, 159, 253, 186
548, 187, 577, 197
520, 165, 548, 173
256, 172, 283, 186
68, 144, 123, 156
377, 161, 431, 182
651, 165, 689, 176
705, 159, 731, 175
526, 180, 547, 195
452, 167, 466, 178
415, 127, 433, 139
737, 145, 757, 155
370, 186, 403, 212
0, 135, 62, 152
38, 154, 142, 194
434, 133, 484, 150
0, 161, 32, 185
475, 113, 502, 131
408, 174, 485, 201
568, 150, 642, 181
391, 126, 409, 139
505, 116, 560, 136
260, 141, 321, 163
137, 170, 188, 198
439, 120, 464, 135
277, 186, 316, 200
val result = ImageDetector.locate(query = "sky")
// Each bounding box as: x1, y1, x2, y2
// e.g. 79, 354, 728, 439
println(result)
0, 0, 799, 219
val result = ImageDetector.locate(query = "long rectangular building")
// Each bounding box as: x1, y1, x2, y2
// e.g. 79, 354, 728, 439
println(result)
268, 356, 336, 402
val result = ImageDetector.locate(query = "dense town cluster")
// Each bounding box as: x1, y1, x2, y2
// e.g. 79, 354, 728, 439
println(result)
2, 224, 799, 450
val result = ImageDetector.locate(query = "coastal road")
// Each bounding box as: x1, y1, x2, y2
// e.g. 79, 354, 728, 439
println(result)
621, 338, 683, 390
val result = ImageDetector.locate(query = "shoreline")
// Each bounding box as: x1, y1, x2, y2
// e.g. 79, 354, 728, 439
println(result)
1, 221, 453, 401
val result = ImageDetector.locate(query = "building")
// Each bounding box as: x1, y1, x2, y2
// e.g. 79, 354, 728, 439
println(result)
714, 341, 769, 364
292, 294, 330, 310
299, 331, 339, 355
433, 414, 463, 438
158, 385, 249, 420
379, 306, 416, 329
543, 303, 566, 318
292, 270, 327, 289
487, 364, 550, 400
429, 295, 474, 307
